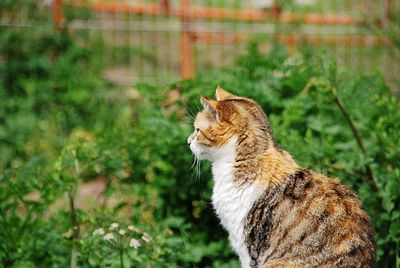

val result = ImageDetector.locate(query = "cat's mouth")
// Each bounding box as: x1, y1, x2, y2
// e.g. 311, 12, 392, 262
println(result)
189, 141, 205, 160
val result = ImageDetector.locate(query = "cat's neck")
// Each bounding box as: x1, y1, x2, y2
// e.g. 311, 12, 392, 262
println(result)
211, 138, 237, 182
216, 138, 299, 187
257, 146, 299, 187
210, 137, 299, 187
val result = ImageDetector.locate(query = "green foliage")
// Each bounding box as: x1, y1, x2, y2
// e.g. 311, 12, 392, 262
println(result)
0, 2, 399, 267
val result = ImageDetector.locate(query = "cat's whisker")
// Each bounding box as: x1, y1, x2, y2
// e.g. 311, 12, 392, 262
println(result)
186, 113, 195, 121
194, 100, 202, 114
195, 158, 201, 181
183, 103, 198, 121
189, 156, 197, 171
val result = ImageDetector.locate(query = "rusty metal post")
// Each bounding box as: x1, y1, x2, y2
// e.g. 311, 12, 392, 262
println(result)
272, 0, 282, 20
364, 1, 371, 21
180, 0, 195, 79
383, 0, 393, 27
53, 0, 64, 30
160, 0, 170, 15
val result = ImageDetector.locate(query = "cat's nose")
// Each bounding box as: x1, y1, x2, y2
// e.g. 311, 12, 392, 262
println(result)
187, 136, 193, 145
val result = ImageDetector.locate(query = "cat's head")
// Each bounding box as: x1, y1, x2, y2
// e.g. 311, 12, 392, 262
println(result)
187, 87, 272, 162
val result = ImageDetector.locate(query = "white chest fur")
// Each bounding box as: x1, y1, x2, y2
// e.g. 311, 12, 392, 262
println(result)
210, 139, 263, 268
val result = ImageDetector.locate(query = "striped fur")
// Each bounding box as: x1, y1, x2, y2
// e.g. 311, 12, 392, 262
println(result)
188, 87, 376, 267
245, 169, 375, 267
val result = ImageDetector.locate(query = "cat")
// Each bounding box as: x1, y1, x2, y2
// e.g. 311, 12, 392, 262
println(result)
187, 87, 376, 268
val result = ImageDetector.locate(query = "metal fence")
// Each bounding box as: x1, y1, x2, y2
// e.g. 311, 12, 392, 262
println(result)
3, 0, 400, 90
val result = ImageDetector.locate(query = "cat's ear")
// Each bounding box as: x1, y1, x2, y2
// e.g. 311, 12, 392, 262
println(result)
216, 86, 236, 101
200, 96, 220, 121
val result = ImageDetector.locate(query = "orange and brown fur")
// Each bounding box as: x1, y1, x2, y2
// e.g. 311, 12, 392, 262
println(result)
187, 87, 376, 268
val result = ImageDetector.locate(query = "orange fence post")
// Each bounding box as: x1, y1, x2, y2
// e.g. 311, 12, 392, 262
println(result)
383, 0, 393, 27
180, 0, 195, 79
53, 0, 64, 30
271, 0, 282, 20
160, 0, 170, 15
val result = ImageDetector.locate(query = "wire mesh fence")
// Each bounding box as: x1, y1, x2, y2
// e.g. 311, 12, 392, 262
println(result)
1, 0, 399, 92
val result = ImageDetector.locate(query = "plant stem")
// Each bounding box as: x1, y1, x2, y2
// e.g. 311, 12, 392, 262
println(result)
330, 87, 379, 192
119, 249, 124, 268
70, 155, 81, 268
68, 190, 79, 268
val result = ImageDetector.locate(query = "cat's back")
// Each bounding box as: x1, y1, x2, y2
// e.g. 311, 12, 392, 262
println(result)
244, 169, 376, 268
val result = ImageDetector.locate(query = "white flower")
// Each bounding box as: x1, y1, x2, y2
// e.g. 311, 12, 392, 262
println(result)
109, 222, 119, 231
141, 232, 152, 243
93, 228, 105, 236
103, 233, 114, 241
128, 225, 140, 233
118, 229, 126, 236
129, 238, 141, 249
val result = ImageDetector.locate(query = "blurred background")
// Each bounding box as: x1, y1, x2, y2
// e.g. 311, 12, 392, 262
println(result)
0, 0, 399, 267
